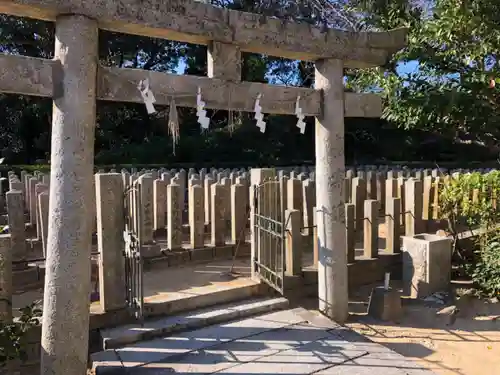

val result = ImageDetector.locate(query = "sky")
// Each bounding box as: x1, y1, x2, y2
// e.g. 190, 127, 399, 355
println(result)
397, 60, 419, 77
175, 59, 420, 80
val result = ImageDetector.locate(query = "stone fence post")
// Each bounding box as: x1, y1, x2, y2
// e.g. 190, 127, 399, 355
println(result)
285, 209, 302, 277
0, 234, 12, 322
96, 173, 126, 312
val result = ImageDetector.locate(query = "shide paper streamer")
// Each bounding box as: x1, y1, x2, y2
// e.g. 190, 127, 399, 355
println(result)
254, 93, 266, 133
137, 78, 156, 114
295, 96, 306, 134
197, 87, 210, 131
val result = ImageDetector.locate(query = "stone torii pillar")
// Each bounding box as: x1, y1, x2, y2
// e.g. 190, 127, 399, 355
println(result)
314, 59, 349, 323
40, 15, 98, 375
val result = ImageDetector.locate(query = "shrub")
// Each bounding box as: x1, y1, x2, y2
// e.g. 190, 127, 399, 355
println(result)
469, 232, 500, 297
439, 171, 500, 295
0, 302, 42, 367
439, 170, 500, 230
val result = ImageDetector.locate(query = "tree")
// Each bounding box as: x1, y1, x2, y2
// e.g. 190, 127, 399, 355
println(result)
2, 1, 496, 166
347, 0, 500, 151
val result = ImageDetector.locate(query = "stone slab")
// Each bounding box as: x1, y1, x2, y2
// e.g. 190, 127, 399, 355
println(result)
316, 361, 407, 374
111, 309, 308, 367
101, 297, 289, 349
12, 266, 40, 290
348, 350, 428, 371
367, 286, 403, 321
214, 334, 367, 374
92, 307, 434, 375
137, 322, 334, 374
142, 281, 261, 318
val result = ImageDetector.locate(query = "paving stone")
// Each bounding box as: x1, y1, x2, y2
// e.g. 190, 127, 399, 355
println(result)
101, 297, 289, 349
114, 309, 306, 367
316, 361, 407, 374
349, 349, 426, 370
215, 335, 367, 374
258, 334, 368, 366
91, 350, 123, 375
94, 307, 436, 375
137, 323, 333, 374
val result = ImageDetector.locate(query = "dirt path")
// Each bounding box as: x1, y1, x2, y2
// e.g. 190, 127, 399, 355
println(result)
346, 283, 500, 375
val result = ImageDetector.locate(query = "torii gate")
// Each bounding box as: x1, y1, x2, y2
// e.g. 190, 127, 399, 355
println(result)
0, 1, 407, 374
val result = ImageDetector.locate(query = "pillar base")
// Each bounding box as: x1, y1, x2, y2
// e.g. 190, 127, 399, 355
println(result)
367, 286, 402, 322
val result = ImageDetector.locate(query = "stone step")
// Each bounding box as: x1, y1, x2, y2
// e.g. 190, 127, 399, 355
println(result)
100, 296, 289, 350
141, 278, 263, 319
92, 307, 436, 375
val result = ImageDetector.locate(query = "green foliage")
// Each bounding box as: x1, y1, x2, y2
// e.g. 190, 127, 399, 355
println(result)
1, 3, 498, 165
439, 171, 500, 295
439, 171, 500, 229
348, 0, 500, 146
0, 302, 42, 367
470, 232, 500, 297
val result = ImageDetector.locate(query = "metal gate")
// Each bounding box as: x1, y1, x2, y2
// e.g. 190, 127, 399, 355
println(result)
253, 179, 285, 294
123, 180, 144, 321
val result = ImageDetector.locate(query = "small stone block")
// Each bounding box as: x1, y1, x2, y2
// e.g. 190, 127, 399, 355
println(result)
190, 247, 215, 263
167, 251, 191, 266
402, 233, 452, 298
141, 244, 161, 258
367, 286, 402, 322
214, 246, 234, 259
12, 266, 40, 289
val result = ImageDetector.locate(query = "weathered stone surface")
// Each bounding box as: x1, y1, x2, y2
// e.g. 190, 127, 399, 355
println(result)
110, 309, 307, 366
230, 183, 246, 244
23, 173, 32, 211
204, 177, 215, 225
367, 286, 402, 321
208, 41, 241, 81
6, 190, 27, 262
99, 297, 289, 350
38, 191, 49, 257
287, 178, 303, 218
99, 66, 321, 115
363, 199, 379, 259
138, 174, 154, 244
0, 54, 55, 97
385, 197, 401, 254
28, 177, 38, 225
220, 177, 231, 223
211, 183, 225, 246
188, 184, 204, 249
167, 183, 182, 250
0, 1, 407, 65
96, 173, 126, 312
0, 234, 12, 322
402, 233, 452, 298
315, 59, 348, 323
153, 179, 167, 231
405, 178, 424, 236
40, 15, 98, 375
178, 169, 187, 208
0, 53, 381, 118
285, 208, 302, 277
35, 183, 49, 240
302, 179, 315, 234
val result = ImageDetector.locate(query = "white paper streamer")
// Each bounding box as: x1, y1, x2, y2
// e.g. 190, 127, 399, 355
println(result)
196, 87, 210, 130
295, 96, 306, 134
137, 79, 156, 114
254, 93, 266, 133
